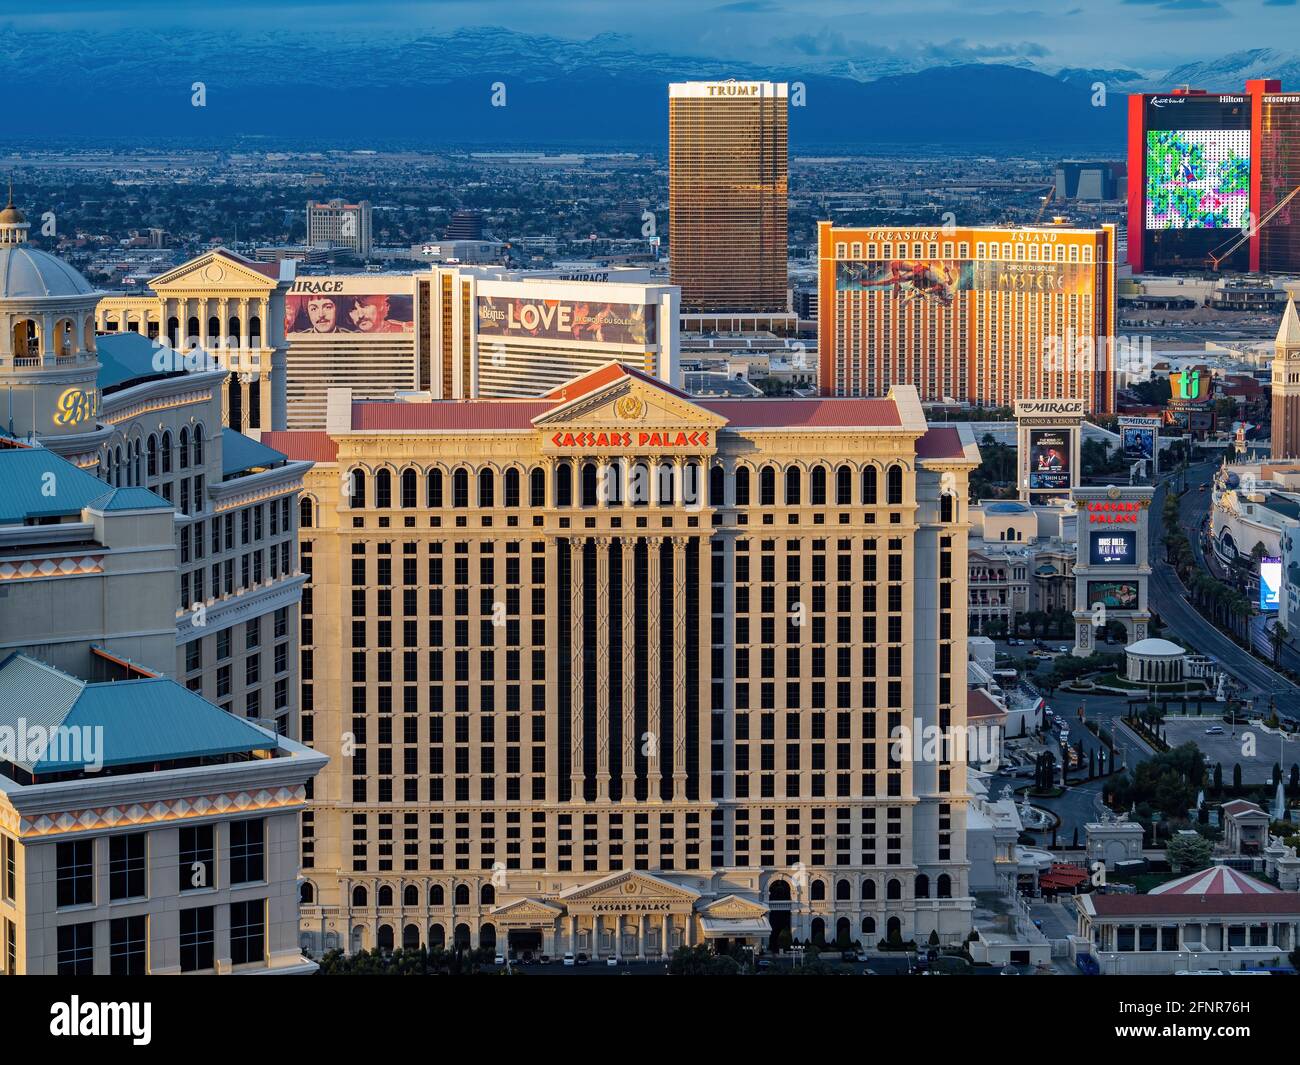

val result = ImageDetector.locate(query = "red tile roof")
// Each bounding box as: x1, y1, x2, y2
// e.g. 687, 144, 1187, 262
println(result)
697, 398, 900, 429
1089, 893, 1300, 918
967, 688, 1007, 720
544, 362, 691, 403
352, 400, 555, 431
916, 426, 967, 460
259, 431, 338, 464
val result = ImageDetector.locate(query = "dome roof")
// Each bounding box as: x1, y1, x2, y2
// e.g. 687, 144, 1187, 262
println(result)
986, 501, 1029, 514
0, 244, 98, 300
1126, 637, 1185, 657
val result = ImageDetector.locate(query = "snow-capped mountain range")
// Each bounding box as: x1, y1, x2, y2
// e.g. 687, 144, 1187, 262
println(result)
1, 27, 1295, 147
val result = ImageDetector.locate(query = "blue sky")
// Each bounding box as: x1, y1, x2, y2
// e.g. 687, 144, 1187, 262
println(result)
0, 0, 1294, 71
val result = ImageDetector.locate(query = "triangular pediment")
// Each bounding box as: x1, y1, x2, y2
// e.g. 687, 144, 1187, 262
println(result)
150, 249, 279, 293
490, 897, 565, 919
558, 870, 701, 902
698, 894, 769, 918
534, 365, 726, 450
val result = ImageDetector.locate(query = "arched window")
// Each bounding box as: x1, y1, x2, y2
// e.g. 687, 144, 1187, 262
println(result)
378, 885, 393, 907
886, 464, 903, 505
192, 425, 204, 467
132, 439, 142, 486
480, 884, 495, 906
810, 917, 826, 945
228, 377, 243, 432
915, 874, 930, 899
630, 463, 650, 507
768, 880, 792, 902
887, 916, 902, 941
478, 468, 494, 508
810, 465, 827, 506
167, 317, 179, 348
428, 924, 445, 949
375, 469, 392, 509
377, 925, 394, 952
759, 465, 776, 506
430, 885, 445, 906
811, 879, 826, 902
836, 917, 851, 946
403, 884, 419, 907
178, 428, 189, 470
555, 463, 573, 507
161, 431, 173, 474
300, 882, 314, 905
352, 886, 368, 908
887, 878, 902, 901
454, 923, 471, 949
735, 467, 750, 506
401, 468, 417, 508
426, 469, 443, 508
655, 462, 673, 505
937, 874, 952, 899
187, 315, 200, 342
228, 316, 241, 345
147, 435, 158, 479
299, 497, 314, 528
249, 316, 262, 343
504, 468, 520, 507
113, 446, 123, 487
479, 924, 496, 950
454, 884, 470, 906
861, 916, 876, 936
784, 465, 801, 506
529, 468, 545, 508
207, 315, 220, 342
862, 465, 878, 505
836, 465, 852, 505
349, 468, 366, 509
709, 465, 725, 507
863, 879, 876, 900
581, 463, 598, 507
452, 468, 469, 508
835, 878, 851, 901
402, 924, 420, 950
941, 493, 955, 523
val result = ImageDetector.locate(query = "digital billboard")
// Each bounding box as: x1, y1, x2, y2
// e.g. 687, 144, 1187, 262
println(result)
1146, 129, 1251, 230
835, 260, 971, 305
1090, 530, 1137, 566
1087, 580, 1140, 610
285, 277, 414, 336
835, 259, 1091, 304
1028, 429, 1072, 491
476, 295, 654, 345
1260, 556, 1282, 611
1122, 425, 1156, 460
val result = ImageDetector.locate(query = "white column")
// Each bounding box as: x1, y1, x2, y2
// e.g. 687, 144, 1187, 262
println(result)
661, 913, 672, 958
595, 536, 612, 801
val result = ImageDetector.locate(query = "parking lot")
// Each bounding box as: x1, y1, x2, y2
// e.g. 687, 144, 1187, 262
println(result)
1160, 718, 1299, 784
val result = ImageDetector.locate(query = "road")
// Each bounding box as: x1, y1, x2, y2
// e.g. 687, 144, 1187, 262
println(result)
1147, 462, 1300, 707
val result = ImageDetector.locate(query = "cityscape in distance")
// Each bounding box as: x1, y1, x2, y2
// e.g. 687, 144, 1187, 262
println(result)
2, 0, 1300, 1036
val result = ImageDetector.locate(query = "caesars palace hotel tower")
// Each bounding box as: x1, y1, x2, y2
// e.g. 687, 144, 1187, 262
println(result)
267, 364, 980, 959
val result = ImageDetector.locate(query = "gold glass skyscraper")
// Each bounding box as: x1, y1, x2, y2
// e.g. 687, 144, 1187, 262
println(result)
669, 81, 788, 315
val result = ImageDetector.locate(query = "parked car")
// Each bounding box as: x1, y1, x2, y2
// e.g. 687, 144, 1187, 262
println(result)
563, 953, 575, 967
576, 952, 590, 966
1205, 725, 1225, 735
537, 954, 551, 965
606, 956, 618, 967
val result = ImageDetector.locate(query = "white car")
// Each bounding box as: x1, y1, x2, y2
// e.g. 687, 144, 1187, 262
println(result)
494, 953, 505, 965
563, 952, 575, 967
606, 956, 618, 967
1205, 726, 1225, 735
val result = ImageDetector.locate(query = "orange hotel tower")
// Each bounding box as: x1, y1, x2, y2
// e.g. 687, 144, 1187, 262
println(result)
817, 222, 1118, 414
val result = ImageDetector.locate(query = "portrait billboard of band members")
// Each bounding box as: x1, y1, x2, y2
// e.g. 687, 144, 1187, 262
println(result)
285, 291, 414, 335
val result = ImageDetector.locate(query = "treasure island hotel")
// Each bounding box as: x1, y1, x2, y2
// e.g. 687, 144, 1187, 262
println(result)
819, 222, 1118, 414
266, 362, 980, 960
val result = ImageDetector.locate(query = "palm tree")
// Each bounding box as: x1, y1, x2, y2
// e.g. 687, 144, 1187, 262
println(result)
1272, 621, 1289, 666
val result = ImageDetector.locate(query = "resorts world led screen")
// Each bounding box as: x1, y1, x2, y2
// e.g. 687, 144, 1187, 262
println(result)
1142, 94, 1251, 271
